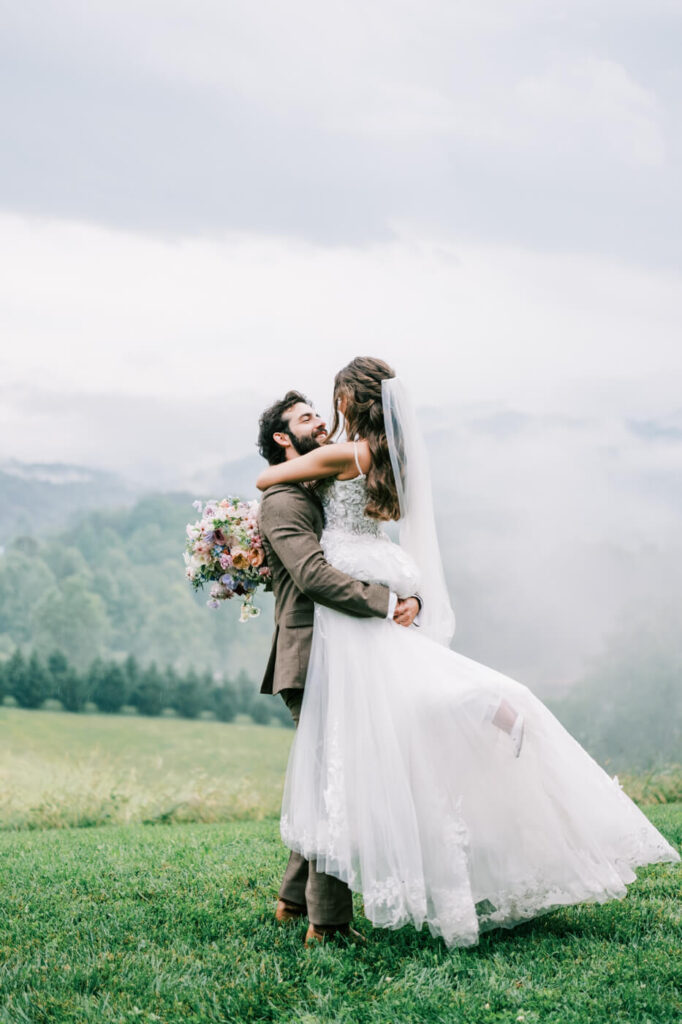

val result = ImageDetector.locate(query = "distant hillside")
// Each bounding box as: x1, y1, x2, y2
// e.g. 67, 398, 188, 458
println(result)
0, 459, 141, 548
0, 490, 274, 679
184, 454, 263, 503
0, 457, 274, 683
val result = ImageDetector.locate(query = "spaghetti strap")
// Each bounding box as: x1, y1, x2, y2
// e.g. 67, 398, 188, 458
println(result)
353, 441, 366, 478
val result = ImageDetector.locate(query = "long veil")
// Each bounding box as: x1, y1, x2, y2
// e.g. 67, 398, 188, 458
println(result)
382, 377, 456, 647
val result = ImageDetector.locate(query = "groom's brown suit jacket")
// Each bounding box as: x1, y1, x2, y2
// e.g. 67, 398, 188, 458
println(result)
259, 482, 391, 695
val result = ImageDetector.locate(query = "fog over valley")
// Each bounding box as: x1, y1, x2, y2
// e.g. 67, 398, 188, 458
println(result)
3, 395, 680, 695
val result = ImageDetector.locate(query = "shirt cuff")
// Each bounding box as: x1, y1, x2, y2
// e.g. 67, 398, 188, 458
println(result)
386, 591, 398, 620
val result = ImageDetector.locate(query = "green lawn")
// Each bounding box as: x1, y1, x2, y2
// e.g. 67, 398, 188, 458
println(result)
0, 809, 680, 1024
0, 708, 680, 1021
0, 707, 292, 829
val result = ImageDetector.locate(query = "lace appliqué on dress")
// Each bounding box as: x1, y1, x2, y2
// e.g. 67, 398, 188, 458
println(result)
319, 477, 384, 538
319, 477, 420, 597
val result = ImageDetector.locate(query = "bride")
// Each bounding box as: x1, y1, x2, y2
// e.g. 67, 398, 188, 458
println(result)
256, 356, 679, 948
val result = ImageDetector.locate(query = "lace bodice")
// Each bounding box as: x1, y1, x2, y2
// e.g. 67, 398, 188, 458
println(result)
319, 474, 420, 597
319, 476, 384, 538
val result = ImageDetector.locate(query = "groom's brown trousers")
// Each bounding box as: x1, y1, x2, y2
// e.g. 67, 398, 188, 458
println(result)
278, 688, 353, 927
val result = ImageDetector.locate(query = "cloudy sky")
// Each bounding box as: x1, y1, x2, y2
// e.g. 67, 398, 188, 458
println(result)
2, 1, 681, 685
1, 0, 681, 481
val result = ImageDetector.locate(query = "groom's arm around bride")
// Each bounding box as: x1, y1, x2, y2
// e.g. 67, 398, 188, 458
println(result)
259, 481, 391, 698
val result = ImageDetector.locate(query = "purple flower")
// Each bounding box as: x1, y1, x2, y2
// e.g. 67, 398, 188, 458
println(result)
219, 573, 235, 588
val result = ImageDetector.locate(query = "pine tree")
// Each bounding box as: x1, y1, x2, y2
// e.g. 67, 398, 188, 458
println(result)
92, 661, 126, 714
200, 670, 214, 715
172, 667, 202, 719
6, 649, 28, 706
163, 665, 180, 712
123, 654, 140, 709
250, 698, 271, 726
212, 678, 237, 723
235, 668, 256, 717
16, 651, 50, 708
47, 650, 70, 702
87, 657, 106, 705
58, 665, 89, 713
132, 662, 165, 717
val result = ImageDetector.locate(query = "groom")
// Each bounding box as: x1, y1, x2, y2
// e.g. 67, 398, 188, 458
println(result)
257, 390, 419, 946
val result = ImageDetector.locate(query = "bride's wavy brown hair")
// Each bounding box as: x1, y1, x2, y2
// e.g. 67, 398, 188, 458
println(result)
329, 356, 400, 521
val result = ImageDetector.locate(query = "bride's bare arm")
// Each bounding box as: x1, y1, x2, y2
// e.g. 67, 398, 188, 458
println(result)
256, 442, 358, 491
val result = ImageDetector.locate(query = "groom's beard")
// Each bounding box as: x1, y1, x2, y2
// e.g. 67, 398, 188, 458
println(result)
287, 430, 326, 457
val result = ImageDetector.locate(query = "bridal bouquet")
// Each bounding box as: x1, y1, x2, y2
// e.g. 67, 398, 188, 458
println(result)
184, 497, 272, 621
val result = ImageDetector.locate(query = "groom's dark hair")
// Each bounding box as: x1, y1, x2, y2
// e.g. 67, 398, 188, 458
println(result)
257, 390, 311, 465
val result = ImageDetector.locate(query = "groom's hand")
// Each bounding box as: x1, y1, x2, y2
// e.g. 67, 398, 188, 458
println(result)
393, 597, 420, 627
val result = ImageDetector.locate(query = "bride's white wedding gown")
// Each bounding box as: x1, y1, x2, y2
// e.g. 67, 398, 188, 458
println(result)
280, 474, 679, 947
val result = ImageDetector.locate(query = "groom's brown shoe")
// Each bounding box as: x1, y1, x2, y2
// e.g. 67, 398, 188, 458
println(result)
275, 898, 307, 923
304, 923, 367, 948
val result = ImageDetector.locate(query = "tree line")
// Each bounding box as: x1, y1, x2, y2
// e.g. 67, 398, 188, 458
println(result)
0, 649, 293, 728
0, 495, 274, 677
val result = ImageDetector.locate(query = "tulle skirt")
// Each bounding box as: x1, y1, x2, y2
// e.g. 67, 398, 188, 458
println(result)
280, 537, 680, 947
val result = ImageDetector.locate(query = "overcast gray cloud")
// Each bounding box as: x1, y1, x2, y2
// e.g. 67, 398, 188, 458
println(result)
1, 1, 680, 475
1, 211, 680, 442
1, 1, 681, 262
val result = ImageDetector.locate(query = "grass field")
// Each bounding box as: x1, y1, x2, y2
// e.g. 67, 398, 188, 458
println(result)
0, 707, 681, 1021
0, 808, 680, 1024
0, 708, 292, 829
